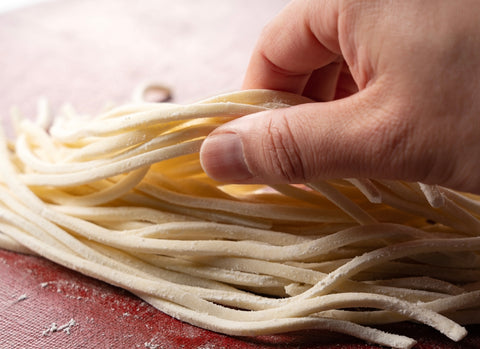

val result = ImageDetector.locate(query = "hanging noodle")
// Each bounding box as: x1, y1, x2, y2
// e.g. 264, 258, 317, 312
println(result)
1, 89, 480, 349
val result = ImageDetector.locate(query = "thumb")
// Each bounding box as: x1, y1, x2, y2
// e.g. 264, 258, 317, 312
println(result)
200, 89, 425, 184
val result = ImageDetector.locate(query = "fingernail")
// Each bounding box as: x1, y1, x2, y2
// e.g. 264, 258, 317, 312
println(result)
200, 132, 253, 182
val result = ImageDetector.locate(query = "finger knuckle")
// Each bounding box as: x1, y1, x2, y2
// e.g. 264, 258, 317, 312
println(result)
261, 114, 308, 183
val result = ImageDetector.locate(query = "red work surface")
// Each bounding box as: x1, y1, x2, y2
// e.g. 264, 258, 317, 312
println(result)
1, 1, 480, 348
2, 248, 480, 349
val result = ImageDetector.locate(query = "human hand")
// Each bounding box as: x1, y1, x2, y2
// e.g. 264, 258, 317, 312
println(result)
200, 0, 480, 194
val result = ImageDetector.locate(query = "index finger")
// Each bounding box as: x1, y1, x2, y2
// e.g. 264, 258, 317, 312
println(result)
242, 0, 341, 94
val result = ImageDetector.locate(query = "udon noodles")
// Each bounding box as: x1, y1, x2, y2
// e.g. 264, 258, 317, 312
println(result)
1, 89, 479, 348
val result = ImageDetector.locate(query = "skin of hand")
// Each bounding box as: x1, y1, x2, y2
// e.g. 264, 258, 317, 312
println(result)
200, 0, 480, 194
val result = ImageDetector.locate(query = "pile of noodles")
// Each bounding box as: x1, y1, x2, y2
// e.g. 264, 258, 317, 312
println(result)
1, 89, 480, 349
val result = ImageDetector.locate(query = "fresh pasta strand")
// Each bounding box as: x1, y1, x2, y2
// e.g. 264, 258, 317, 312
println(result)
1, 89, 480, 349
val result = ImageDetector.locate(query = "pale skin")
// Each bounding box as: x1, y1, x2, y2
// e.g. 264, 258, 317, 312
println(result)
200, 0, 480, 195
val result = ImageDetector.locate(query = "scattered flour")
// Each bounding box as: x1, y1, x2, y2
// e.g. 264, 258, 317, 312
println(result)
42, 318, 76, 336
144, 341, 159, 349
144, 336, 161, 349
16, 294, 28, 302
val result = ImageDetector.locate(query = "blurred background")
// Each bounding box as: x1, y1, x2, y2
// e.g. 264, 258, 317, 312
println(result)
0, 0, 288, 119
0, 0, 51, 13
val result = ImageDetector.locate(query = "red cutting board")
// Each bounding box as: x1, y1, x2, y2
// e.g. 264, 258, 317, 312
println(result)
1, 1, 480, 348
2, 249, 480, 349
